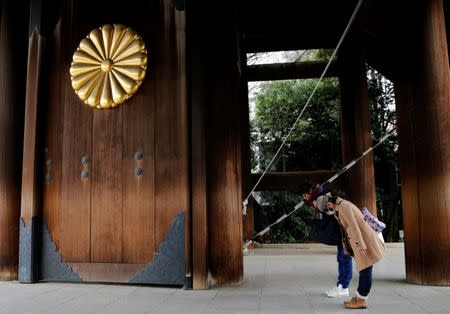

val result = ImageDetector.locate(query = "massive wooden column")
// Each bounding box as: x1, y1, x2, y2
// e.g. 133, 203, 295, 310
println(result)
204, 3, 243, 285
0, 0, 29, 281
338, 33, 377, 212
19, 17, 45, 283
240, 50, 254, 246
186, 1, 209, 289
395, 0, 450, 285
188, 0, 243, 287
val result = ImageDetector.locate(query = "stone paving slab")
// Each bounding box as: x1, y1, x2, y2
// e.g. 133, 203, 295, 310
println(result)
0, 244, 449, 313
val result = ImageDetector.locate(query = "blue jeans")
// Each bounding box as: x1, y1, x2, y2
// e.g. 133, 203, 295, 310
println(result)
337, 245, 353, 288
357, 266, 373, 297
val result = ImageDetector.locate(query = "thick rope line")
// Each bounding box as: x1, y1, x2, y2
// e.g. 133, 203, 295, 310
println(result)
243, 0, 364, 214
243, 128, 395, 250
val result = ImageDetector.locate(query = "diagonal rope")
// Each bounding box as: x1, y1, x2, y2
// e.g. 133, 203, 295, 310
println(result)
243, 128, 395, 251
293, 50, 309, 63
243, 0, 364, 214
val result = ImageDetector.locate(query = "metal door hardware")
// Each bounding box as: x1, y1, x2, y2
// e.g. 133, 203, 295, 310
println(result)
81, 170, 89, 179
134, 151, 143, 160
135, 167, 143, 176
45, 159, 53, 183
81, 156, 89, 165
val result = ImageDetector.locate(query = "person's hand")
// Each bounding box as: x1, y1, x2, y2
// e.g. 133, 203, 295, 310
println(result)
359, 249, 367, 256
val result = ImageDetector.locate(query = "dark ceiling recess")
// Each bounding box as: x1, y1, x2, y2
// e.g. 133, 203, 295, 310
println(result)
238, 0, 447, 80
238, 0, 355, 52
171, 0, 184, 11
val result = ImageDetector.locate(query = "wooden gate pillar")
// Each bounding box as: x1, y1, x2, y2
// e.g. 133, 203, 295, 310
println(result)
19, 0, 47, 283
338, 30, 377, 212
187, 1, 209, 289
240, 50, 253, 249
243, 197, 254, 245
204, 3, 243, 285
188, 1, 243, 287
0, 0, 29, 281
395, 0, 450, 285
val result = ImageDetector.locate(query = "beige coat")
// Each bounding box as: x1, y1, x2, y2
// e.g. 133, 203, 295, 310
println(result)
335, 197, 387, 272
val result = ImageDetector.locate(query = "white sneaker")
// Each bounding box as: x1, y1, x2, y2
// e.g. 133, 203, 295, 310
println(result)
324, 287, 336, 295
325, 284, 349, 298
324, 284, 340, 295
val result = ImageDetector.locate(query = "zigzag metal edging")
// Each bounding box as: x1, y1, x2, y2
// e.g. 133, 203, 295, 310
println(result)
129, 212, 185, 285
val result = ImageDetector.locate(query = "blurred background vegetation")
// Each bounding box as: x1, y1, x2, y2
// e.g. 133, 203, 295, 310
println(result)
249, 50, 401, 243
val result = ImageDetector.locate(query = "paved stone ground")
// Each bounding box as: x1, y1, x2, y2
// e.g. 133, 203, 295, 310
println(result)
0, 244, 449, 313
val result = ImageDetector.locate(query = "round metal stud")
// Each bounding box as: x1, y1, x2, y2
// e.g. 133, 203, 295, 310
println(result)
134, 151, 143, 160
45, 174, 52, 182
135, 167, 143, 176
81, 156, 89, 165
81, 170, 89, 179
46, 159, 53, 167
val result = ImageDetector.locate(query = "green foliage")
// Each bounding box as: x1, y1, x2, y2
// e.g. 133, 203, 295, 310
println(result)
367, 67, 397, 161
255, 191, 315, 243
367, 66, 401, 241
313, 49, 335, 61
250, 63, 401, 243
251, 77, 342, 243
252, 78, 342, 172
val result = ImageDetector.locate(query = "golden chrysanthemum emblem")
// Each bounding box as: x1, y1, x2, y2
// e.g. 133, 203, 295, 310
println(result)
70, 24, 147, 109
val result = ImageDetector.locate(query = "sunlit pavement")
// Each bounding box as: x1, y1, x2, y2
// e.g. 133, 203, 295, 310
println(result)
1, 243, 449, 313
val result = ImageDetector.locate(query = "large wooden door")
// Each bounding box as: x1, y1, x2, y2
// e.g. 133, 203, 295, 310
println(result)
39, 0, 188, 284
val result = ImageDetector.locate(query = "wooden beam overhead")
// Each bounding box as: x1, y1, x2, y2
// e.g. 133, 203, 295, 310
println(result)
250, 170, 338, 192
245, 61, 338, 82
238, 0, 351, 53
241, 36, 336, 53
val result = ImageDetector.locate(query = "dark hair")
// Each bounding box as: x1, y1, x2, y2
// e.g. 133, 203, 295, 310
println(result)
297, 180, 316, 195
328, 189, 342, 204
